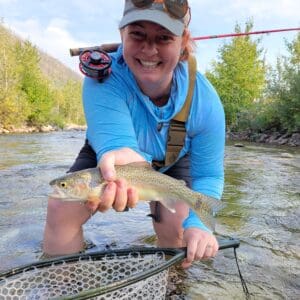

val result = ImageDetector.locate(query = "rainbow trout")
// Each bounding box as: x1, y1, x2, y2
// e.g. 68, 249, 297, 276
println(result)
49, 163, 224, 231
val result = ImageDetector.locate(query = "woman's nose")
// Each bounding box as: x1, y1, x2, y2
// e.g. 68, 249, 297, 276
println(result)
141, 39, 158, 56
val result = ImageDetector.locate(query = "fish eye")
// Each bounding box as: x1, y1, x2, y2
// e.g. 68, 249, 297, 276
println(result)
60, 182, 67, 188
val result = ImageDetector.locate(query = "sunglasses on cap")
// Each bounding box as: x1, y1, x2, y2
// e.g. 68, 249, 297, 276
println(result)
131, 0, 189, 19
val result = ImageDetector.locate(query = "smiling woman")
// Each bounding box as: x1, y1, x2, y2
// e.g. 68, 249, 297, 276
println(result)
43, 0, 226, 269
121, 21, 185, 104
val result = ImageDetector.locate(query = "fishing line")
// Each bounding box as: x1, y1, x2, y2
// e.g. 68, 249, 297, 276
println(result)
233, 246, 251, 299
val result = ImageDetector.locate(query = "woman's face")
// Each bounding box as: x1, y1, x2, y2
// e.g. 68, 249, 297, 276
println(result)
121, 21, 184, 91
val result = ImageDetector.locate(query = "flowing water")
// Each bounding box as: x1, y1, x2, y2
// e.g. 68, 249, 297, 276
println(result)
0, 131, 299, 299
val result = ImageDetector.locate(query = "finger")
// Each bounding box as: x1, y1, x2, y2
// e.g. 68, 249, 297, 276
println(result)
186, 238, 198, 264
211, 241, 219, 257
98, 182, 116, 212
203, 244, 214, 259
181, 259, 192, 269
203, 238, 218, 259
195, 240, 207, 260
98, 153, 116, 181
214, 238, 219, 255
86, 195, 101, 212
127, 187, 138, 208
113, 179, 128, 212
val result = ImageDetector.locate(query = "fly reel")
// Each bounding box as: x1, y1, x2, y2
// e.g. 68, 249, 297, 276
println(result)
79, 49, 112, 81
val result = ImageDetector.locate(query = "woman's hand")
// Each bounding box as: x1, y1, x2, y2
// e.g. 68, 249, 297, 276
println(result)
181, 228, 219, 268
86, 148, 146, 213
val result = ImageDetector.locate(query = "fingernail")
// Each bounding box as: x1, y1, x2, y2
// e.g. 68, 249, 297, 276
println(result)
104, 171, 115, 180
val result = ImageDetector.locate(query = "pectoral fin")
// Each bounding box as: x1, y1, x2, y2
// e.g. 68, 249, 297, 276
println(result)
158, 199, 177, 213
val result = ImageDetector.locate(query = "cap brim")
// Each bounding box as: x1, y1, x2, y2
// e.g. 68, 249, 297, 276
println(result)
119, 9, 185, 36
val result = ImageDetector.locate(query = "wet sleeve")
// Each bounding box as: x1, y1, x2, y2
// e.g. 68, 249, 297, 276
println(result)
189, 76, 225, 200
82, 77, 152, 162
182, 75, 225, 232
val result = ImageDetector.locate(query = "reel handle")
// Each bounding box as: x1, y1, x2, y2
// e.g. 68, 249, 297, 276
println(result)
70, 43, 120, 56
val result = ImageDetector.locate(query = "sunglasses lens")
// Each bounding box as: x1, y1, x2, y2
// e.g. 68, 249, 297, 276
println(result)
164, 0, 188, 18
131, 0, 188, 19
131, 0, 154, 8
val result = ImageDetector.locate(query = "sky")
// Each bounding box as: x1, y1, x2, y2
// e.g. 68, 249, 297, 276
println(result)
0, 0, 299, 75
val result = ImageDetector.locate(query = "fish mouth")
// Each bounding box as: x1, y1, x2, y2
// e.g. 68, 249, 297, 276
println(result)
49, 187, 83, 202
49, 187, 69, 200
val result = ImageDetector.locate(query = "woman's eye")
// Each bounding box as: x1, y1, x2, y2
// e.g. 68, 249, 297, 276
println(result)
129, 31, 145, 40
158, 35, 173, 43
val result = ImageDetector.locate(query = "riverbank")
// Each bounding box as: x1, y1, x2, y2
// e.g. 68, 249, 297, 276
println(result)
0, 124, 87, 134
227, 130, 300, 147
1, 124, 299, 147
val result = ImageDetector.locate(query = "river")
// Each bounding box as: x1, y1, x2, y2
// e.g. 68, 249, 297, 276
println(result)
0, 131, 299, 299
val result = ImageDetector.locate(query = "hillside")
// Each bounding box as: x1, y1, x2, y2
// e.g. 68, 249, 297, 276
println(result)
1, 23, 81, 85
39, 49, 82, 86
0, 23, 85, 131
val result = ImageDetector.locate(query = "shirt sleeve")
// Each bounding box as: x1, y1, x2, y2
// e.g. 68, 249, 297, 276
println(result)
189, 73, 225, 200
182, 74, 225, 232
182, 208, 212, 232
83, 76, 152, 162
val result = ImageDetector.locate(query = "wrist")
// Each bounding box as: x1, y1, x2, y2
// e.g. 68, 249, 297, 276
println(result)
182, 209, 212, 233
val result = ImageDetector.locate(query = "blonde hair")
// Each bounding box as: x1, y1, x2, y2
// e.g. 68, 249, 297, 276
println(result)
180, 28, 196, 61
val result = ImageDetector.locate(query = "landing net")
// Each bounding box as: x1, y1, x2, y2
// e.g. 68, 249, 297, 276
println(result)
0, 248, 185, 300
0, 239, 243, 299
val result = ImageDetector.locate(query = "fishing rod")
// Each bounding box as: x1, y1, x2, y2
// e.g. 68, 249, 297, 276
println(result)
193, 27, 300, 41
70, 27, 300, 56
69, 26, 299, 81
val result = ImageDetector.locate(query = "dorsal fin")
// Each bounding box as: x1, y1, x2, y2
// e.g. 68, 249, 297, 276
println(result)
124, 162, 152, 169
178, 179, 187, 186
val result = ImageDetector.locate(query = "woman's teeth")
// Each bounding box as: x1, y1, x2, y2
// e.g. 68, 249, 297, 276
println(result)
140, 60, 159, 68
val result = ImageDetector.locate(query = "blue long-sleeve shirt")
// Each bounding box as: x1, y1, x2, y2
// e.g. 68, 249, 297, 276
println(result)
83, 45, 225, 231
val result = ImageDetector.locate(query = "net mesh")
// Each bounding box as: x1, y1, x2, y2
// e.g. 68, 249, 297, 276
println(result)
0, 251, 169, 299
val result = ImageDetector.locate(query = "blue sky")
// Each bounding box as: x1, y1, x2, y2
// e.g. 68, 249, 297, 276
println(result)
1, 0, 299, 74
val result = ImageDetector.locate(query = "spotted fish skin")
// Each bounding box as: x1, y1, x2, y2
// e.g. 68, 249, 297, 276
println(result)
49, 163, 224, 231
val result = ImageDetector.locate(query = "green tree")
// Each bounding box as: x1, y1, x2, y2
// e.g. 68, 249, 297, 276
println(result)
0, 24, 29, 127
16, 40, 54, 126
52, 79, 84, 126
206, 21, 266, 129
59, 80, 83, 124
266, 33, 300, 132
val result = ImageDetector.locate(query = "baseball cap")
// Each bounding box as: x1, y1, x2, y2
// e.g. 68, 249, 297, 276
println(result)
119, 0, 190, 36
